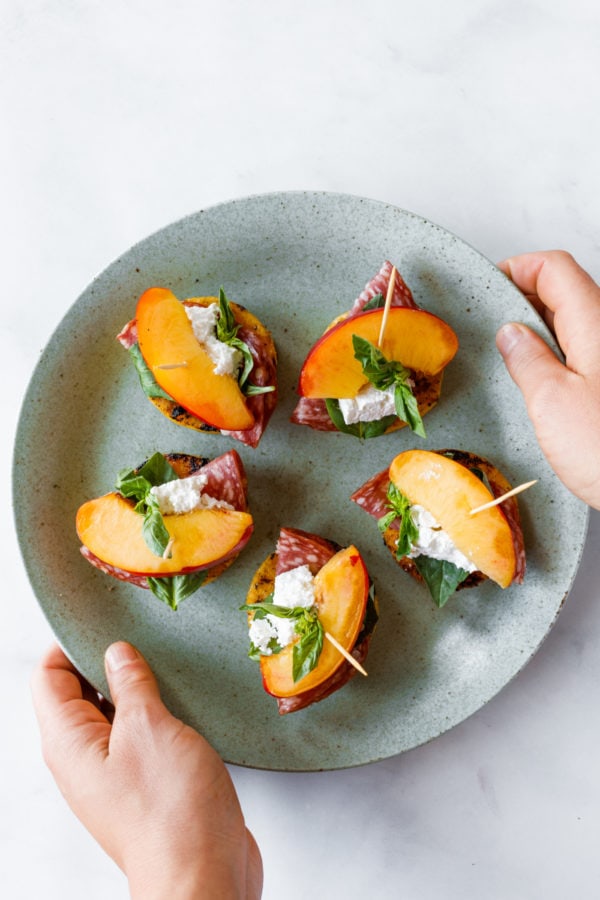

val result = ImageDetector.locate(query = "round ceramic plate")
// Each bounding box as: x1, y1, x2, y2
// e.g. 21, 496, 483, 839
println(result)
14, 191, 588, 771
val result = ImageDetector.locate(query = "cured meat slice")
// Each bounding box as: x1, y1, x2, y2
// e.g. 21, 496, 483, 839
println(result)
116, 318, 137, 349
350, 468, 395, 525
199, 450, 249, 512
351, 259, 418, 314
289, 397, 337, 431
80, 546, 149, 587
222, 325, 278, 448
275, 527, 338, 576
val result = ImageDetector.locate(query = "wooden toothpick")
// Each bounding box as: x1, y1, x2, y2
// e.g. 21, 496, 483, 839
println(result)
377, 265, 397, 350
325, 631, 368, 676
154, 361, 189, 370
162, 537, 175, 559
469, 480, 538, 515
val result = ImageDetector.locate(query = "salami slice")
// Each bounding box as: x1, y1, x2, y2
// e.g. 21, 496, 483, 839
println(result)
221, 325, 278, 448
116, 318, 138, 349
275, 527, 338, 576
350, 468, 394, 525
290, 397, 338, 431
80, 546, 149, 588
200, 449, 249, 511
351, 260, 418, 314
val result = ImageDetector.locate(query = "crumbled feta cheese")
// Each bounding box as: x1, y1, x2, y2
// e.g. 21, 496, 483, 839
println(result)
338, 383, 396, 424
273, 564, 316, 609
407, 505, 476, 571
150, 472, 234, 515
185, 303, 243, 376
249, 565, 317, 656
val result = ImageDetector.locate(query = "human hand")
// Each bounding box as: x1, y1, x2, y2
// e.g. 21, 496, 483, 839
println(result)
496, 250, 600, 510
31, 642, 263, 900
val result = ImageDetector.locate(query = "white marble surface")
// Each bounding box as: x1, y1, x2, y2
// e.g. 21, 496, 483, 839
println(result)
3, 1, 600, 897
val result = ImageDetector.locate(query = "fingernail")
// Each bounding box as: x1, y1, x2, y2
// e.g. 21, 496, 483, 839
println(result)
496, 322, 524, 356
105, 641, 140, 672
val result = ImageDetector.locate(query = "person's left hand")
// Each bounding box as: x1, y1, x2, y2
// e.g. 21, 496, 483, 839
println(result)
31, 641, 263, 899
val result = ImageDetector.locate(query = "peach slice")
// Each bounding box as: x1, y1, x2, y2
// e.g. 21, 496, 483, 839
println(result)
136, 287, 253, 431
76, 492, 253, 576
388, 450, 516, 588
252, 546, 370, 698
298, 307, 458, 399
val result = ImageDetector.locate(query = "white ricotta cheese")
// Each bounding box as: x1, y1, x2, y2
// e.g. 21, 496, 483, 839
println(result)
249, 564, 317, 655
407, 504, 476, 572
150, 472, 234, 515
338, 383, 396, 425
185, 303, 243, 377
273, 564, 316, 609
248, 614, 296, 655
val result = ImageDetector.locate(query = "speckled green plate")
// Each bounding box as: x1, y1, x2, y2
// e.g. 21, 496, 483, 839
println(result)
13, 191, 588, 771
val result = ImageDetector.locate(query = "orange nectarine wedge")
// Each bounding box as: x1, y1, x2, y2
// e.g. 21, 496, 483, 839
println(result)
298, 307, 458, 399
76, 492, 253, 576
136, 287, 253, 431
388, 450, 516, 588
257, 546, 369, 697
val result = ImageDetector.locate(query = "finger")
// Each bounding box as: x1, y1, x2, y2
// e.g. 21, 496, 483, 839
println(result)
104, 642, 165, 721
498, 251, 600, 373
31, 644, 110, 736
495, 322, 584, 450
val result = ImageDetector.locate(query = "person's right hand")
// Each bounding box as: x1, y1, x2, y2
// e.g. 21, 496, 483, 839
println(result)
496, 250, 600, 510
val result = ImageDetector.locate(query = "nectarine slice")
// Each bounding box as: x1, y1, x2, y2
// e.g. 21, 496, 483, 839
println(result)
388, 450, 516, 588
254, 546, 369, 698
76, 492, 253, 576
136, 287, 253, 431
298, 307, 458, 399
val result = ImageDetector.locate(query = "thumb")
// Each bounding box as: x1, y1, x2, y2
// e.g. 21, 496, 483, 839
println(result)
104, 641, 164, 715
495, 322, 570, 409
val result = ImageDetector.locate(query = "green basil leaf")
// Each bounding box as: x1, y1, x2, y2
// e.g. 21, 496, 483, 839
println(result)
292, 613, 324, 682
115, 472, 153, 502
351, 334, 425, 436
146, 571, 207, 610
142, 502, 171, 557
361, 293, 385, 311
215, 288, 273, 397
394, 383, 426, 437
128, 343, 173, 400
216, 287, 239, 343
352, 335, 399, 390
137, 452, 179, 487
413, 556, 470, 608
239, 601, 308, 620
377, 483, 419, 557
324, 399, 396, 439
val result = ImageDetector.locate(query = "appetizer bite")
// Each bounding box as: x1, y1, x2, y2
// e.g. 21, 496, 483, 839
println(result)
117, 287, 277, 448
242, 527, 378, 715
76, 450, 253, 609
351, 449, 526, 607
292, 261, 458, 438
